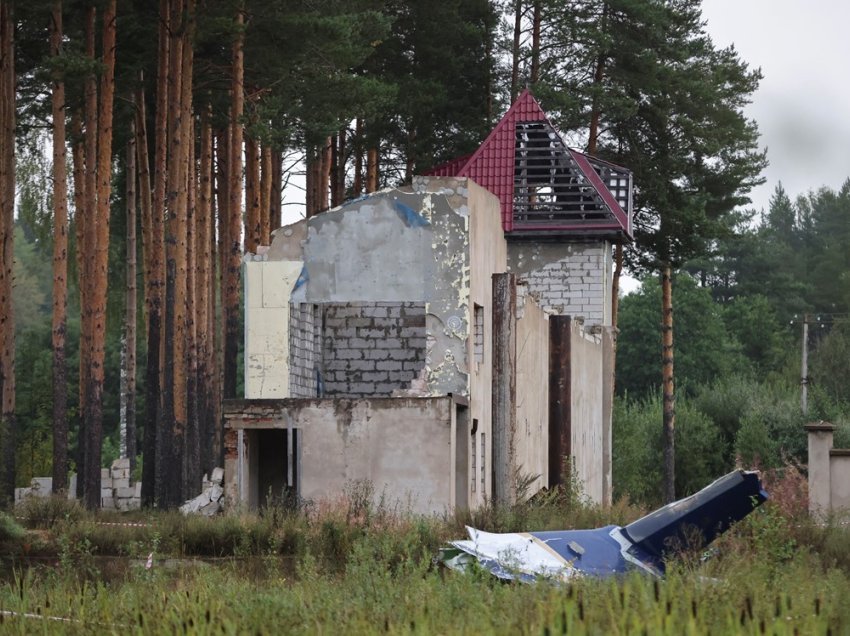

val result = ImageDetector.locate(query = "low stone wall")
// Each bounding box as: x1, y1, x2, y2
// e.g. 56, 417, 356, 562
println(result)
15, 458, 141, 510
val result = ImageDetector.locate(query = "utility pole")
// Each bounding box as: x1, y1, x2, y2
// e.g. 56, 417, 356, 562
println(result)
801, 313, 809, 415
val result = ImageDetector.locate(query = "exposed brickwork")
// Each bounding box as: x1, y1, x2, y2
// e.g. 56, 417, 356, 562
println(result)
510, 243, 610, 325
289, 303, 320, 397
322, 302, 426, 397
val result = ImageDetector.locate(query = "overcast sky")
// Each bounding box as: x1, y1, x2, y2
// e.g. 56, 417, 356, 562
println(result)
700, 0, 850, 214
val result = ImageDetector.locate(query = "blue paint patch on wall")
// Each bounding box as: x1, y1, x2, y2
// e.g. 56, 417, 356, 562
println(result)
394, 200, 431, 228
293, 265, 309, 291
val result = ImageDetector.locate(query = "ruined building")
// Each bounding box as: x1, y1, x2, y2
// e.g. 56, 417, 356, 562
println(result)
223, 91, 633, 514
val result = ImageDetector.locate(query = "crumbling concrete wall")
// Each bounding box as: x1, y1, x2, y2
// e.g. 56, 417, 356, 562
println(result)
569, 321, 614, 503
249, 177, 506, 406
223, 397, 458, 515
513, 286, 549, 494
508, 242, 612, 326
321, 302, 426, 397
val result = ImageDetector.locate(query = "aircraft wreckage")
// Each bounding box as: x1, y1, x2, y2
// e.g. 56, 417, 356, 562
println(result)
442, 470, 768, 581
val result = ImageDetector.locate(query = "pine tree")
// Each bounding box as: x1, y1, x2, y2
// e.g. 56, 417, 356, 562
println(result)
0, 1, 16, 507
50, 0, 69, 495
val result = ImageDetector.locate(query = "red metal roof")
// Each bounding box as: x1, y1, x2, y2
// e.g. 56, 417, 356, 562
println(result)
426, 89, 632, 239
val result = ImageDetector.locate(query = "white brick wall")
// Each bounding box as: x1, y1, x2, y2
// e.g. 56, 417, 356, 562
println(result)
321, 302, 426, 397
512, 243, 612, 325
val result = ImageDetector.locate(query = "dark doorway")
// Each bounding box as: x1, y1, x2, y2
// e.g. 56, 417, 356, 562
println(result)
256, 428, 299, 509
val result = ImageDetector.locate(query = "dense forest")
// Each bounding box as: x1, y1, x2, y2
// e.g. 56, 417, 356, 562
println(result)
0, 0, 844, 509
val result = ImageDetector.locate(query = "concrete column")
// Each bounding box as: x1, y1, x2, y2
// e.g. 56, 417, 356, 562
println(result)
548, 316, 571, 488
492, 273, 517, 506
805, 421, 835, 518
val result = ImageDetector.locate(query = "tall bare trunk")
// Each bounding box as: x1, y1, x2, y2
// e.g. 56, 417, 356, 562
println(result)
304, 146, 315, 218
214, 127, 228, 462
319, 136, 331, 212
529, 2, 541, 85
70, 109, 85, 498
0, 1, 16, 507
223, 5, 244, 400
244, 135, 259, 252
142, 0, 169, 507
661, 264, 675, 502
185, 110, 199, 498
84, 0, 117, 509
331, 128, 345, 208
50, 0, 69, 495
366, 145, 378, 193
269, 148, 281, 230
120, 117, 138, 469
197, 108, 214, 477
259, 142, 271, 245
353, 118, 363, 196
510, 1, 522, 102
161, 0, 193, 507
135, 82, 152, 480
79, 5, 97, 501
586, 5, 608, 156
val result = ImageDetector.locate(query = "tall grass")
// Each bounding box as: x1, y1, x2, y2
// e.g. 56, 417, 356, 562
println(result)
3, 473, 850, 633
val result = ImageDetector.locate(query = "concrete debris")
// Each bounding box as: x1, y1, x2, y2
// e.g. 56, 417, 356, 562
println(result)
180, 468, 226, 516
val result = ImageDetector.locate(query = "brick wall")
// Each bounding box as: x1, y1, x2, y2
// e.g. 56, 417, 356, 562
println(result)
321, 302, 426, 397
512, 243, 610, 325
289, 303, 321, 398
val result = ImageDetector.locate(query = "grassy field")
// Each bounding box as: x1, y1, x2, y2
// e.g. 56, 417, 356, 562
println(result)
0, 475, 847, 634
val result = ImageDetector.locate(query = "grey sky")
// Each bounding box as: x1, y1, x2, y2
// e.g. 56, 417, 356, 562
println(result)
700, 0, 850, 213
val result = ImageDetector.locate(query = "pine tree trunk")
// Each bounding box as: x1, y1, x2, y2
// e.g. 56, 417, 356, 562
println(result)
162, 0, 190, 507
135, 83, 152, 480
69, 109, 85, 499
142, 0, 169, 507
244, 135, 259, 252
304, 146, 315, 218
81, 0, 116, 509
50, 0, 69, 495
259, 142, 271, 245
0, 1, 16, 507
185, 109, 199, 499
530, 2, 541, 85
120, 119, 137, 469
85, 0, 117, 510
79, 5, 98, 502
270, 148, 281, 230
661, 264, 675, 503
332, 128, 346, 208
366, 145, 378, 193
319, 136, 331, 212
353, 119, 363, 196
510, 1, 522, 102
214, 127, 228, 463
223, 5, 244, 400
197, 108, 213, 478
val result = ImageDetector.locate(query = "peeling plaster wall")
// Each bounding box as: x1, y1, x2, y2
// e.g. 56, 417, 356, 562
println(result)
514, 287, 549, 494
299, 195, 432, 303
261, 182, 483, 399
508, 242, 612, 326
223, 398, 456, 515
410, 177, 506, 506
244, 260, 303, 398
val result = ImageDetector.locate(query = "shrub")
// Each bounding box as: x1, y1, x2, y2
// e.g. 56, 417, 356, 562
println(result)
17, 495, 85, 529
